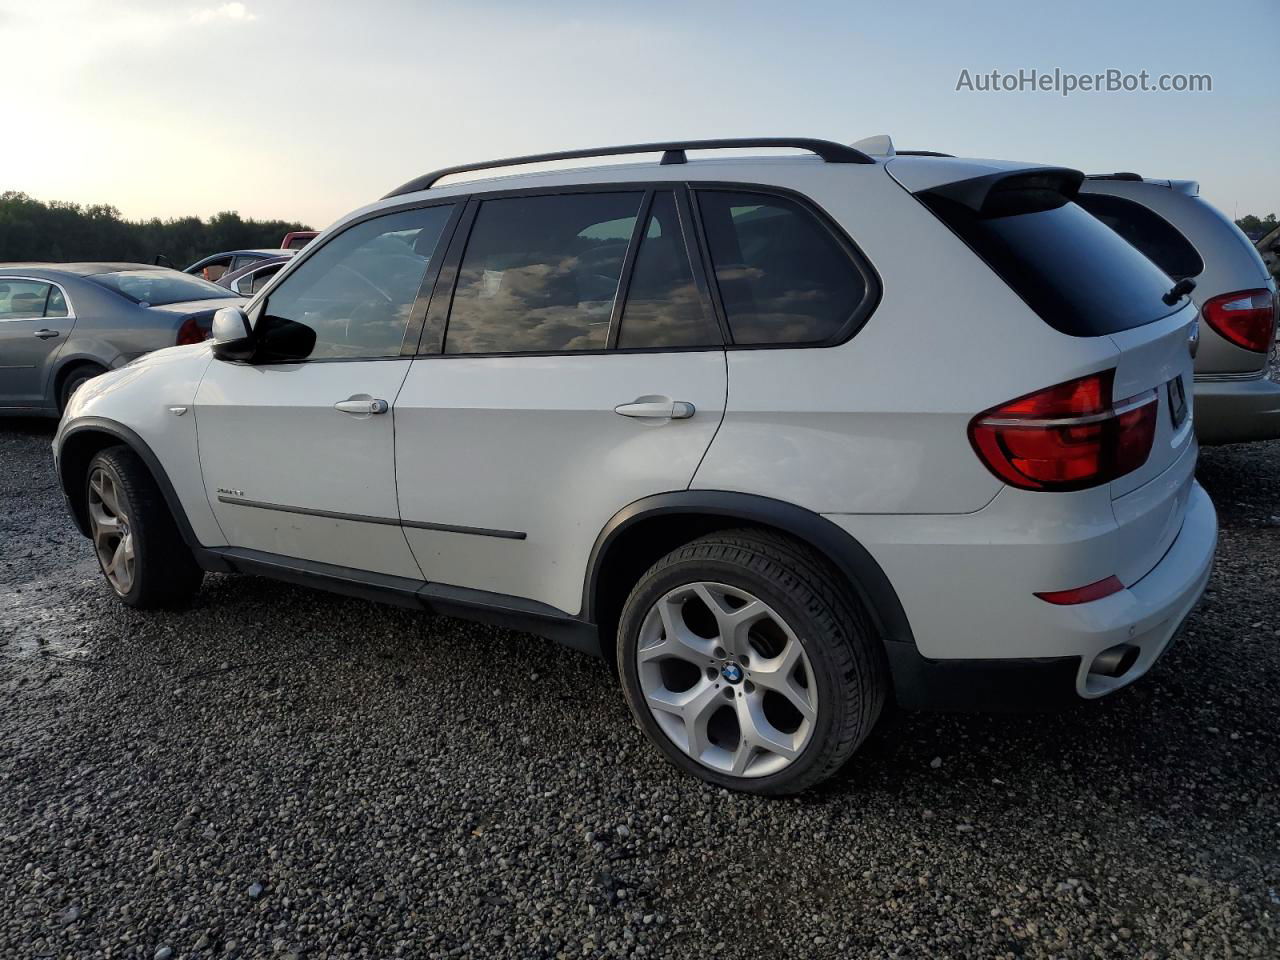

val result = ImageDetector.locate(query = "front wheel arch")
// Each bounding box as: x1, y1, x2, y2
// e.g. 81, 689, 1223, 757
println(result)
57, 420, 199, 550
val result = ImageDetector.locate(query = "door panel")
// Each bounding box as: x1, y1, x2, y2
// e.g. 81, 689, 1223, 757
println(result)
394, 351, 727, 615
192, 202, 458, 577
0, 279, 75, 407
195, 359, 422, 578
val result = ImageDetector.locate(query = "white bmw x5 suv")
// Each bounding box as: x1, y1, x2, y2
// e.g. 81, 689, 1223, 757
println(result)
54, 138, 1216, 794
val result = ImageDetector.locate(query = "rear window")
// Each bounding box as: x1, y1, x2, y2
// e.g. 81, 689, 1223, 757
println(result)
1075, 193, 1204, 280
921, 191, 1180, 337
88, 270, 236, 306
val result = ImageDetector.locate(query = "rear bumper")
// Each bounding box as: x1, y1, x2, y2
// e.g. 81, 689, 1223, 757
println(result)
1193, 375, 1280, 444
829, 480, 1217, 711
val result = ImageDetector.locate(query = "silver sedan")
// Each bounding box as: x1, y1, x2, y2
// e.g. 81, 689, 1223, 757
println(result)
0, 263, 245, 416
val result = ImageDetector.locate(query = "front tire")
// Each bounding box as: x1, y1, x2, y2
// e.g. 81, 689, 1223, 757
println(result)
617, 529, 888, 795
85, 446, 202, 608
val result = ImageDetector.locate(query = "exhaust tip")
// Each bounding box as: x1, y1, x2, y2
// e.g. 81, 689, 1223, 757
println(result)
1089, 643, 1140, 678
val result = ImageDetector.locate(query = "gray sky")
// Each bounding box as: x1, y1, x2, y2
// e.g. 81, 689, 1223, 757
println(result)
5, 0, 1276, 229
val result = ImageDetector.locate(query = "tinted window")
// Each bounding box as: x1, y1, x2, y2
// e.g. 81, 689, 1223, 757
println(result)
0, 280, 52, 320
445, 192, 643, 354
697, 191, 865, 345
263, 205, 454, 360
921, 193, 1180, 337
617, 193, 719, 349
1076, 193, 1204, 280
88, 270, 235, 306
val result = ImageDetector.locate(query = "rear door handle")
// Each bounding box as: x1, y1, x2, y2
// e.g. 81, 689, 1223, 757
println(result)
334, 395, 389, 416
614, 397, 696, 420
34, 329, 60, 340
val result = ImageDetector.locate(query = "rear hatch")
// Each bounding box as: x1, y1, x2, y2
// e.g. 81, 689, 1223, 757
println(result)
890, 157, 1198, 578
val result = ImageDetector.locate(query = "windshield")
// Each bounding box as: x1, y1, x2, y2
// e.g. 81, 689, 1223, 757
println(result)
88, 270, 235, 306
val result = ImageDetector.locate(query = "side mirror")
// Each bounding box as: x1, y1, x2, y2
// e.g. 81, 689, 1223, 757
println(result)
210, 306, 255, 361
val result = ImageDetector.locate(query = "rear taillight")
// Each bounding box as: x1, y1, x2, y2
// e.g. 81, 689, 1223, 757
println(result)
1201, 288, 1277, 352
969, 370, 1157, 492
176, 315, 210, 346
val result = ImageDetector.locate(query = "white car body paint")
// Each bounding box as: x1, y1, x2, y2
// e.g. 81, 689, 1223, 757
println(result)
194, 358, 422, 579
394, 351, 726, 615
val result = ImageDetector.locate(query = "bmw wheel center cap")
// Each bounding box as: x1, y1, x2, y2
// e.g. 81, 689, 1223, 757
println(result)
721, 662, 744, 684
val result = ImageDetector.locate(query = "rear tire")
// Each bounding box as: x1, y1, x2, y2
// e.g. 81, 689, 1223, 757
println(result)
58, 363, 106, 414
85, 446, 202, 608
617, 529, 888, 795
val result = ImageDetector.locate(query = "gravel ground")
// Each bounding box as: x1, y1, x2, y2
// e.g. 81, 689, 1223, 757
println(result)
1, 418, 1278, 959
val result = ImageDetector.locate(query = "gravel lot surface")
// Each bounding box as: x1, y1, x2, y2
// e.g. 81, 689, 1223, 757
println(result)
1, 418, 1278, 959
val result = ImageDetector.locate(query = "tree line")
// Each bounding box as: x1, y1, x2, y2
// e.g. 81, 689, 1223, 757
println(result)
0, 192, 312, 270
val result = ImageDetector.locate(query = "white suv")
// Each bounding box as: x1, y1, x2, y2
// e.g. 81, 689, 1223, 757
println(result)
54, 138, 1217, 794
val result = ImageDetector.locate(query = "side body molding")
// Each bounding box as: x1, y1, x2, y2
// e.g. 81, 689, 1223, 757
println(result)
583, 491, 918, 652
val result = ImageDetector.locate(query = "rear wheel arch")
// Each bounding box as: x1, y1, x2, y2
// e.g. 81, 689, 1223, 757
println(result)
54, 360, 108, 412
584, 492, 916, 667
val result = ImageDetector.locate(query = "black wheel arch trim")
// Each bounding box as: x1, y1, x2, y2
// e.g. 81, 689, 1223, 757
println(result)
583, 491, 918, 650
57, 417, 213, 563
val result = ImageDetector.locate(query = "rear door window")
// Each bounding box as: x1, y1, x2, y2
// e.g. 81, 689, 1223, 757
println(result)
1075, 193, 1204, 280
444, 192, 644, 354
696, 190, 869, 346
920, 190, 1180, 337
0, 280, 52, 319
617, 192, 720, 349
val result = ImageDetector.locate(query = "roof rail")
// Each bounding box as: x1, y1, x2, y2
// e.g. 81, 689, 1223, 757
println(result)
382, 138, 876, 198
896, 150, 955, 158
1085, 172, 1143, 181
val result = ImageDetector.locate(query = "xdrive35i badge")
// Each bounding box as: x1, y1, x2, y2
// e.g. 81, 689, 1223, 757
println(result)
217, 488, 244, 498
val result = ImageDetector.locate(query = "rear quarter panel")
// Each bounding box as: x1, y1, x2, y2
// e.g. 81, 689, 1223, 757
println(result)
693, 164, 1121, 515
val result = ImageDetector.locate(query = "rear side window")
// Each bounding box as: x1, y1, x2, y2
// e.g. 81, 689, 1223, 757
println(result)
696, 191, 867, 345
1075, 193, 1204, 280
921, 192, 1180, 337
617, 192, 720, 349
445, 192, 644, 354
46, 286, 69, 317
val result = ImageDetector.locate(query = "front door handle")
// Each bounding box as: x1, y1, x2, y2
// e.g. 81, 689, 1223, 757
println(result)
334, 395, 389, 416
34, 329, 60, 340
614, 396, 696, 420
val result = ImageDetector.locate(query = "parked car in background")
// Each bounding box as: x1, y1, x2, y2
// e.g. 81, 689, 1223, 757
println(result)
1257, 222, 1280, 281
281, 231, 318, 251
1077, 174, 1279, 445
54, 138, 1214, 794
185, 249, 289, 283
217, 254, 293, 296
0, 263, 243, 416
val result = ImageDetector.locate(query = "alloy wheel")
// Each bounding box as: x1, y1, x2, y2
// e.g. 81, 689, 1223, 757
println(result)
635, 582, 818, 778
88, 466, 135, 596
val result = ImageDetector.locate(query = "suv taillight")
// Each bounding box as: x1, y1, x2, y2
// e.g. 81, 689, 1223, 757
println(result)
969, 371, 1157, 492
1201, 288, 1277, 353
176, 315, 210, 346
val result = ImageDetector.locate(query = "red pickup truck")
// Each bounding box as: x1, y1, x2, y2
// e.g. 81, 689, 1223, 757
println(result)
280, 231, 318, 251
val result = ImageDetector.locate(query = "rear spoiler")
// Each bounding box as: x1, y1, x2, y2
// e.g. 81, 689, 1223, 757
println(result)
918, 168, 1085, 218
